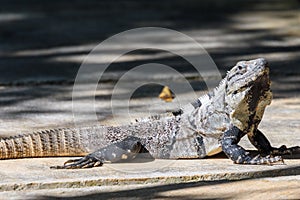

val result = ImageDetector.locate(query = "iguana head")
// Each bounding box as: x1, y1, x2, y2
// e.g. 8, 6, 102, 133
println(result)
224, 58, 272, 131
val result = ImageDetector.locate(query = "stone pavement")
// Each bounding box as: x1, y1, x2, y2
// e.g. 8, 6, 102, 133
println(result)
1, 176, 300, 199
0, 159, 299, 199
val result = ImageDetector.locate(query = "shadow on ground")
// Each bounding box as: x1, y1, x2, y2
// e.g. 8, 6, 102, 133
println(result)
0, 0, 299, 84
39, 165, 300, 200
40, 180, 237, 200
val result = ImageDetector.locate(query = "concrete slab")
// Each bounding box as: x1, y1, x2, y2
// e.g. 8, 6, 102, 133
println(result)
0, 158, 299, 195
1, 176, 299, 199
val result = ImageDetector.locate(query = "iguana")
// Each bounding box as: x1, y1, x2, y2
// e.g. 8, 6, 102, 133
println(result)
0, 58, 298, 169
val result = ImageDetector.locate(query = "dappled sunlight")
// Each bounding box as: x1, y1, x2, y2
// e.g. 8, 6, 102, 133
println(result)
0, 13, 29, 23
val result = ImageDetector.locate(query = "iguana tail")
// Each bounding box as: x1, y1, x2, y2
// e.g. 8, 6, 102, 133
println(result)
0, 128, 88, 159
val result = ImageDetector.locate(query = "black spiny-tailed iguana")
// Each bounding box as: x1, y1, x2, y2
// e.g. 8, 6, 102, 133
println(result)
0, 58, 299, 169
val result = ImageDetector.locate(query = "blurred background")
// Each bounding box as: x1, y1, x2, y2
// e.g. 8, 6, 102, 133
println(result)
1, 0, 300, 84
0, 0, 299, 135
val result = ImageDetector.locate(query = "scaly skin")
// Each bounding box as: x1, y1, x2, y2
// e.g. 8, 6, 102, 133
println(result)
0, 58, 299, 169
0, 128, 87, 159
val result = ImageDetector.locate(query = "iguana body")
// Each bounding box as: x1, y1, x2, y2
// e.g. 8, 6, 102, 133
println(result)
0, 58, 298, 169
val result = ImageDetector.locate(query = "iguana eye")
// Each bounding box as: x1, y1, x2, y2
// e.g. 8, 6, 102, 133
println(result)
234, 65, 247, 75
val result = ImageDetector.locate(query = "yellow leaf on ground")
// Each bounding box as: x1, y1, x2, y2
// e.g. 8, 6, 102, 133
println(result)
158, 86, 175, 102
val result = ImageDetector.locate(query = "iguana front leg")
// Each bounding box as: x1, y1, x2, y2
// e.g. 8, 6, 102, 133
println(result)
248, 129, 300, 156
51, 136, 142, 169
221, 126, 283, 164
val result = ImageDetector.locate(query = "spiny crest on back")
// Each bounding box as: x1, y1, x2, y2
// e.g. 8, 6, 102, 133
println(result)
134, 113, 174, 123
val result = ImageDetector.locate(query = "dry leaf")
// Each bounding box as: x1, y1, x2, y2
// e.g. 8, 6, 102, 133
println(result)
159, 86, 175, 102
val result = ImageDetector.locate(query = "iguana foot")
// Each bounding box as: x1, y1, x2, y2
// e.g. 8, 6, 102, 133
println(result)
222, 126, 285, 165
50, 155, 103, 169
235, 154, 284, 165
51, 136, 142, 169
248, 130, 300, 157
271, 145, 300, 155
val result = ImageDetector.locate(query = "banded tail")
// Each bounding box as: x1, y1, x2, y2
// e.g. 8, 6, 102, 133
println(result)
0, 128, 88, 159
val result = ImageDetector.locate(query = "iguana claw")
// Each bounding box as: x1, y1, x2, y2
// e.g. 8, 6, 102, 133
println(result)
50, 156, 103, 169
271, 145, 300, 155
246, 155, 284, 165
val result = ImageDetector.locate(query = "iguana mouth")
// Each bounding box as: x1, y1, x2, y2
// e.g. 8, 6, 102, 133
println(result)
252, 68, 269, 84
